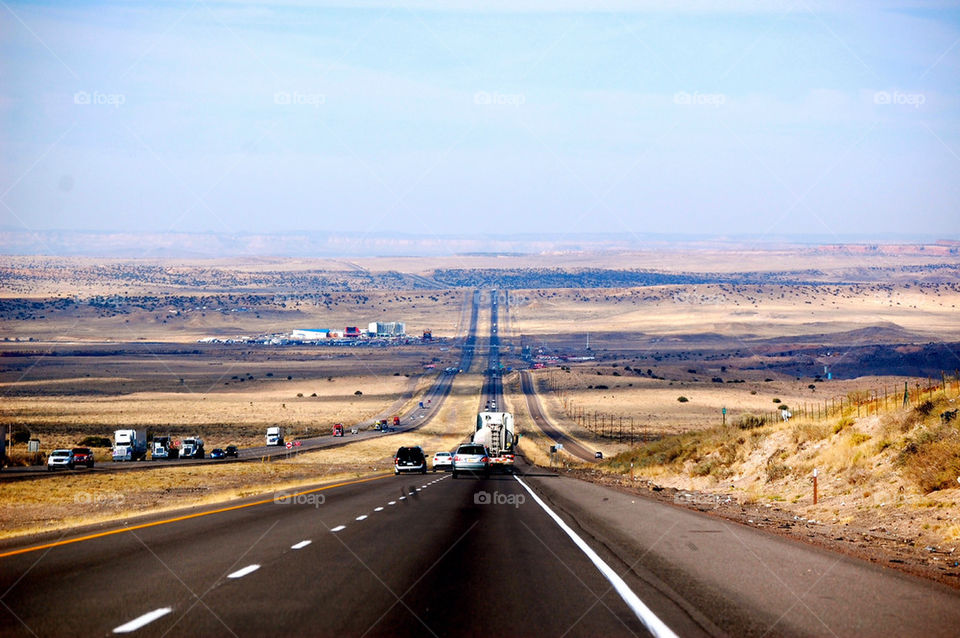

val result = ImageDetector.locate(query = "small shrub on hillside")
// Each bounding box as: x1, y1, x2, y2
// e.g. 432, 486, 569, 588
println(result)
772, 398, 781, 403
792, 422, 830, 445
766, 461, 791, 482
849, 432, 871, 446
78, 435, 111, 448
895, 424, 960, 492
833, 416, 854, 434
738, 413, 766, 430
677, 396, 689, 403
915, 400, 935, 416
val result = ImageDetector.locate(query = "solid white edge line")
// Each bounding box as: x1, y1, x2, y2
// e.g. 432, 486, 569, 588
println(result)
291, 540, 312, 550
331, 525, 346, 532
227, 564, 260, 579
512, 475, 678, 638
113, 607, 173, 633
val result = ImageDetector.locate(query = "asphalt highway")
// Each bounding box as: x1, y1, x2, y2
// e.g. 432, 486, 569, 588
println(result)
0, 291, 482, 481
2, 290, 960, 637
520, 370, 597, 463
4, 460, 960, 637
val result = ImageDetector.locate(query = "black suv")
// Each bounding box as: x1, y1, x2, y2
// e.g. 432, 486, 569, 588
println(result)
394, 446, 427, 474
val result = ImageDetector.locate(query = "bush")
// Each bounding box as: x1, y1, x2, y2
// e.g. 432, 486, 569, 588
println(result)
78, 435, 111, 448
833, 416, 854, 433
849, 432, 871, 445
772, 398, 781, 404
677, 396, 689, 403
895, 424, 960, 492
738, 413, 765, 430
354, 390, 363, 396
10, 425, 31, 445
766, 462, 791, 482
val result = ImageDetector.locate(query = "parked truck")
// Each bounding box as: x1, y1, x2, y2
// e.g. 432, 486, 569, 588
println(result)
266, 426, 285, 446
112, 429, 148, 462
179, 437, 204, 459
151, 436, 178, 460
332, 423, 344, 437
473, 412, 516, 472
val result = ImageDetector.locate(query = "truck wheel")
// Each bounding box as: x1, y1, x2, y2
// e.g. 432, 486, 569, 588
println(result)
452, 471, 458, 479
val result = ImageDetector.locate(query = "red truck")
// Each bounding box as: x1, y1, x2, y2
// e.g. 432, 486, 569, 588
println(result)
333, 423, 344, 437
392, 416, 400, 426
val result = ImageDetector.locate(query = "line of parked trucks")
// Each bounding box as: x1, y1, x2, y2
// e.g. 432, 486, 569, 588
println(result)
110, 429, 206, 461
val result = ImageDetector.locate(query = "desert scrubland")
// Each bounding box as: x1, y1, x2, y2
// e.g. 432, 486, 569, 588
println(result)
2, 248, 959, 564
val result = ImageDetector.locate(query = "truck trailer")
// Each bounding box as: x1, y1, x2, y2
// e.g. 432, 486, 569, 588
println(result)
179, 437, 205, 459
151, 436, 178, 460
112, 429, 148, 462
266, 426, 285, 446
473, 412, 516, 471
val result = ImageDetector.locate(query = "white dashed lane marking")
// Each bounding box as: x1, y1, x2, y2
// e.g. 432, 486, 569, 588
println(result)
388, 501, 396, 505
291, 540, 312, 550
227, 564, 260, 579
113, 608, 172, 633
331, 525, 346, 532
374, 507, 384, 512
356, 515, 368, 521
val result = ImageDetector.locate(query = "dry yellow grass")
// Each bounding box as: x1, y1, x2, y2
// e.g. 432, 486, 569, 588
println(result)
507, 284, 960, 341
0, 370, 480, 540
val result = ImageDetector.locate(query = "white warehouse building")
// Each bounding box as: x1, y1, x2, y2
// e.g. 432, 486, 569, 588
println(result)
368, 321, 406, 337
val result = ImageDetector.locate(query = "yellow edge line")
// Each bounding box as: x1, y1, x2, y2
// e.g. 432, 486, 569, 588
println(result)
0, 473, 392, 559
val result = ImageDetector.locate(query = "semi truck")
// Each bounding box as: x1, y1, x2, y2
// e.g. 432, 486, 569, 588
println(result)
473, 412, 516, 472
179, 437, 204, 459
112, 429, 148, 462
332, 423, 344, 437
266, 426, 285, 446
151, 436, 178, 460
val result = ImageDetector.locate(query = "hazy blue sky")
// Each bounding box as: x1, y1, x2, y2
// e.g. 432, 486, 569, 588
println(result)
1, 0, 958, 243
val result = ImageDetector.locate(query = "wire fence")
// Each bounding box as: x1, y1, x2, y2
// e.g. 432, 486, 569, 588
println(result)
536, 370, 960, 442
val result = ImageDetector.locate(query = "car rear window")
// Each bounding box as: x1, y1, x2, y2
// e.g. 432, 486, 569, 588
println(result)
458, 445, 485, 455
396, 448, 423, 461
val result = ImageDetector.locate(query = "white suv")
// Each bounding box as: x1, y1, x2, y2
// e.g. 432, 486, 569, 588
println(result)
47, 449, 75, 471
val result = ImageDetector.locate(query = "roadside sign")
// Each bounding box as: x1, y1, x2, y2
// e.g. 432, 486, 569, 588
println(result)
294, 440, 302, 447
286, 442, 293, 449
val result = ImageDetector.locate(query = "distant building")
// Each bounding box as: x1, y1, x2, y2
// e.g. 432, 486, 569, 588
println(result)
368, 321, 406, 337
291, 329, 329, 340
344, 326, 362, 338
